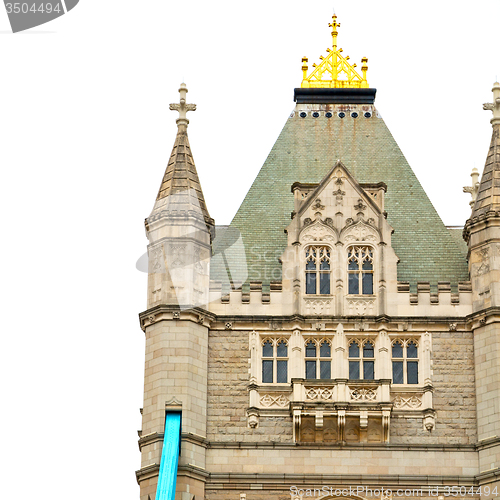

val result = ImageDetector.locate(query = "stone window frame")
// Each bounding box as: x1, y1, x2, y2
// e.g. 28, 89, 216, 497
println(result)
304, 245, 333, 296
391, 338, 420, 385
347, 338, 376, 380
303, 337, 333, 380
260, 336, 289, 384
346, 245, 375, 295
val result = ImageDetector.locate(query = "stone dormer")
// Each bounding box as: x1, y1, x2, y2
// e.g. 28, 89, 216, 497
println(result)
281, 160, 398, 317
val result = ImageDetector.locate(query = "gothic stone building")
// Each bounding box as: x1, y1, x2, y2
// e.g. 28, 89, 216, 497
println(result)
136, 16, 500, 500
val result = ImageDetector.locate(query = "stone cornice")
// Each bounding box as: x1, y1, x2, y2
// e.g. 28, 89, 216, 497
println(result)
139, 309, 470, 332
464, 210, 500, 242
466, 307, 500, 326
135, 463, 209, 485
477, 435, 500, 451
139, 305, 216, 331
205, 472, 476, 487
206, 441, 476, 451
138, 431, 208, 452
209, 315, 469, 331
135, 463, 159, 483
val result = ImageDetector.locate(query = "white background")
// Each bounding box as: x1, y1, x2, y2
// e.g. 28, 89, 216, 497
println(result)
0, 1, 498, 498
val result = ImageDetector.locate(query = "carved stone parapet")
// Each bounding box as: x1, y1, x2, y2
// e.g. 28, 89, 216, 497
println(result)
350, 386, 377, 402
259, 393, 290, 408
392, 394, 422, 409
304, 297, 334, 315
346, 296, 376, 316
305, 386, 334, 401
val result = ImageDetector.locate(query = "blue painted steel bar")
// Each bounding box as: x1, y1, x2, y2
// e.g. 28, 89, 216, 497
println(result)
155, 412, 181, 500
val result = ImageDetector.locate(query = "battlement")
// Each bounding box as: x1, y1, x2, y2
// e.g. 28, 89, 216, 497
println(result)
207, 280, 473, 317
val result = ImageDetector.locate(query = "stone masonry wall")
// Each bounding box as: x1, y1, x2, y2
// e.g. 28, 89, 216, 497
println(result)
207, 328, 476, 445
390, 330, 476, 445
207, 329, 293, 442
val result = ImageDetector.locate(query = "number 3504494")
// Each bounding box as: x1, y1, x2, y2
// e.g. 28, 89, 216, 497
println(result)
5, 3, 62, 14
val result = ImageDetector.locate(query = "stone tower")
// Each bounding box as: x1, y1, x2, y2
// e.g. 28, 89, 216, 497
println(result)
464, 81, 500, 492
136, 16, 500, 500
136, 84, 214, 500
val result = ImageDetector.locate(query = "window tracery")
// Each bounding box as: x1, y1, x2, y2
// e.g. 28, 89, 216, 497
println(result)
348, 339, 375, 380
392, 339, 419, 384
304, 338, 332, 379
347, 246, 374, 294
305, 246, 332, 295
261, 338, 289, 383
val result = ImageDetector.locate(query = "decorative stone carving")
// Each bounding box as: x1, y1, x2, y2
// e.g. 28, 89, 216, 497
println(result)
169, 244, 185, 267
346, 297, 376, 316
474, 248, 490, 276
343, 221, 378, 243
304, 298, 333, 315
300, 221, 337, 243
392, 394, 422, 409
333, 188, 346, 205
350, 387, 377, 401
151, 247, 164, 272
247, 409, 259, 428
423, 411, 436, 432
259, 393, 290, 408
354, 199, 367, 211
225, 322, 233, 330
173, 311, 180, 319
305, 387, 334, 401
312, 198, 325, 211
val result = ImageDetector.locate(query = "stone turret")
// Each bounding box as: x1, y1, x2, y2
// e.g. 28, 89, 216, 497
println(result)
136, 84, 213, 500
463, 82, 500, 491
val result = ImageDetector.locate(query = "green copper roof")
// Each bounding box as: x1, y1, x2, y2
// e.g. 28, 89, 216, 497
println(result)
229, 107, 469, 289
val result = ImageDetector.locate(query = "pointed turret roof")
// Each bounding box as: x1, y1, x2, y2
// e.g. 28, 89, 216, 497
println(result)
470, 82, 500, 218
150, 84, 213, 229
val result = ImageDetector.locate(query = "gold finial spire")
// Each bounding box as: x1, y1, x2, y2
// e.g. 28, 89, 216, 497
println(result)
169, 83, 196, 129
301, 15, 369, 89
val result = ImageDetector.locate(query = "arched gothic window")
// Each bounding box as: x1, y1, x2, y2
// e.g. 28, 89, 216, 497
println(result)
262, 339, 288, 383
305, 339, 332, 379
348, 340, 375, 380
392, 340, 418, 384
305, 246, 331, 295
347, 246, 374, 295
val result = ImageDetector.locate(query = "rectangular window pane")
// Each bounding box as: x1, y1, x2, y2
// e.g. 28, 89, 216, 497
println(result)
306, 273, 316, 294
262, 360, 273, 383
277, 360, 287, 383
363, 361, 374, 380
392, 361, 404, 384
362, 273, 373, 294
348, 273, 359, 294
320, 360, 331, 379
407, 361, 418, 384
305, 360, 316, 379
319, 273, 330, 294
349, 360, 360, 380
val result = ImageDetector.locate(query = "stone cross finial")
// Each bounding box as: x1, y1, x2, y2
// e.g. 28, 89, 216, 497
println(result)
483, 82, 500, 126
463, 167, 480, 207
169, 83, 196, 128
